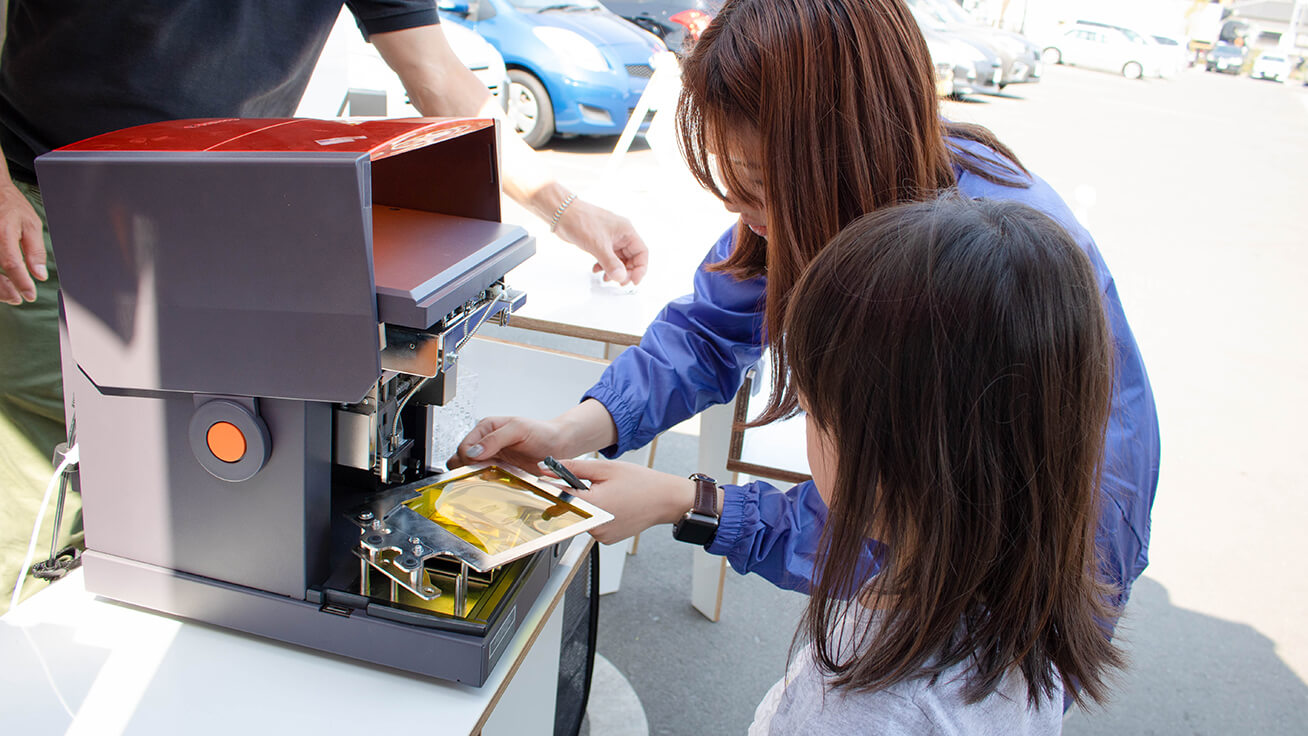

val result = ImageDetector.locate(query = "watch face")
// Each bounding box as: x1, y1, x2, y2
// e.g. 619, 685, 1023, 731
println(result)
673, 512, 718, 546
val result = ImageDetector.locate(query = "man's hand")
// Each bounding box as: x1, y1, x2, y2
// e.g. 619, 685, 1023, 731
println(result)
0, 182, 46, 305
548, 458, 695, 545
552, 198, 649, 286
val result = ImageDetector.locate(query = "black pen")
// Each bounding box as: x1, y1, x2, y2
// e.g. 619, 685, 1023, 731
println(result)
543, 456, 589, 491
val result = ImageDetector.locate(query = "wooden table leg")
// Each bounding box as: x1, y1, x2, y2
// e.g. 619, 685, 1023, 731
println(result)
690, 401, 734, 621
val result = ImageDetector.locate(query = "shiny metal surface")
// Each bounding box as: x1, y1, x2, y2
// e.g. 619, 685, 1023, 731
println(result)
354, 503, 495, 600
441, 288, 526, 373
377, 287, 524, 378
380, 325, 443, 378
334, 398, 376, 470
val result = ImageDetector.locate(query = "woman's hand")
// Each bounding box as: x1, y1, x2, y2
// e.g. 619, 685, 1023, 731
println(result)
549, 458, 695, 545
450, 415, 565, 472
449, 399, 621, 471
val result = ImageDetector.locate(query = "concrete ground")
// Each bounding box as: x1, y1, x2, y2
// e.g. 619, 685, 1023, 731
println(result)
498, 62, 1308, 735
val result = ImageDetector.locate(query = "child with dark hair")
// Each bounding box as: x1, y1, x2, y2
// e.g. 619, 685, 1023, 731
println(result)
747, 194, 1122, 731
544, 195, 1123, 731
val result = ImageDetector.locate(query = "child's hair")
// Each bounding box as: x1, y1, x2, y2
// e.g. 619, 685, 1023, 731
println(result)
780, 194, 1123, 707
676, 0, 1030, 423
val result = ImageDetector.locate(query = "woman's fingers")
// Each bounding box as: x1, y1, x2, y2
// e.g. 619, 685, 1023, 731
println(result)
450, 416, 522, 467
553, 457, 612, 483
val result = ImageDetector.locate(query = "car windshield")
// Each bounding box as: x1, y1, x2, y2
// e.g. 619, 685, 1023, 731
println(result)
1262, 55, 1286, 62
1214, 45, 1243, 57
510, 0, 602, 9
1118, 28, 1147, 44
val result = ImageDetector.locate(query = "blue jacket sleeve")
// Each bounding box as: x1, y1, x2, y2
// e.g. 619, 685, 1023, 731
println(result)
584, 226, 767, 456
709, 480, 826, 592
708, 479, 879, 593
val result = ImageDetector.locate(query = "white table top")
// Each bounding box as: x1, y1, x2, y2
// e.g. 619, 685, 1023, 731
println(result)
0, 537, 592, 736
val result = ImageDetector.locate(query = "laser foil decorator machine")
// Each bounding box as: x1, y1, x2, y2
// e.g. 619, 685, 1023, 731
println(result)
35, 117, 606, 688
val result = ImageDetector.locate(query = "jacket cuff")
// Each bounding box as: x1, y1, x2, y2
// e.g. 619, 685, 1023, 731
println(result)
581, 384, 639, 459
707, 482, 754, 558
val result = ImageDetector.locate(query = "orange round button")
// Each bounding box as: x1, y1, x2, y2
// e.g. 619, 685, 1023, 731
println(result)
206, 421, 247, 463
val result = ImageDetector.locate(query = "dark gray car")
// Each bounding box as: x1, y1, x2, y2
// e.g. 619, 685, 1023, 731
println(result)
600, 0, 717, 56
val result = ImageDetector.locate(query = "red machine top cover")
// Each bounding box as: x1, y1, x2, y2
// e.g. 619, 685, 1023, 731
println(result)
55, 117, 493, 161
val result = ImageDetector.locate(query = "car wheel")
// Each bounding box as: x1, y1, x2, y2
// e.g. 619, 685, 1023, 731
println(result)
507, 69, 554, 150
1041, 47, 1062, 65
1122, 61, 1143, 80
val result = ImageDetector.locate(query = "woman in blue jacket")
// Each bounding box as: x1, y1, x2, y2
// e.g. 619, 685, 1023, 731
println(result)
455, 0, 1159, 612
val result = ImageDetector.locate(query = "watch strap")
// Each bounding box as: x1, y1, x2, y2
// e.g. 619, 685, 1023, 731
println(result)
690, 473, 717, 517
673, 473, 720, 546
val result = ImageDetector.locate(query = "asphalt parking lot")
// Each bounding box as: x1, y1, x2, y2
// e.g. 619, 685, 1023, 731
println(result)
500, 62, 1308, 735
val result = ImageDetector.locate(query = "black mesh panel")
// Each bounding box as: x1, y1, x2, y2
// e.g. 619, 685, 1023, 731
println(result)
554, 545, 599, 736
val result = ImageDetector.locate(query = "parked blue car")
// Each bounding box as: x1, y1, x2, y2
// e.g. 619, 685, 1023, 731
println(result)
438, 0, 667, 148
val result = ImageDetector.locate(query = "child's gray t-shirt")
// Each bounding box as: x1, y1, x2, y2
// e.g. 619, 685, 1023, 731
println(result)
751, 641, 1064, 735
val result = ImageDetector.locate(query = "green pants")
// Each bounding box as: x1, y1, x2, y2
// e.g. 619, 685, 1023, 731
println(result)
0, 181, 81, 614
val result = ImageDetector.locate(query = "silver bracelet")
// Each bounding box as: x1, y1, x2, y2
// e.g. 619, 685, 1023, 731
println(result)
549, 193, 578, 233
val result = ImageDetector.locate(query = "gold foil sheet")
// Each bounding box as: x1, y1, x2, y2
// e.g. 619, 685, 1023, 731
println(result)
404, 466, 592, 557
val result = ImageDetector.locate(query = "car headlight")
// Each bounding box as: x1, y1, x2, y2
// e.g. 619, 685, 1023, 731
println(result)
532, 27, 611, 72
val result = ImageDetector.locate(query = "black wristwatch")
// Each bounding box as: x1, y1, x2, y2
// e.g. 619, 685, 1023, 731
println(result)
672, 472, 720, 546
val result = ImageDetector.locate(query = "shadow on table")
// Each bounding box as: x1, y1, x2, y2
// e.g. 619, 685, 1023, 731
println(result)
1065, 576, 1308, 735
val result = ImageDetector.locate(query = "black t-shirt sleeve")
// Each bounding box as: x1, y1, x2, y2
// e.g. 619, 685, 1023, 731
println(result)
346, 0, 440, 37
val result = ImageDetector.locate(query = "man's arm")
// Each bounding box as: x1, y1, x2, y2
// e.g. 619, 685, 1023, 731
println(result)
0, 141, 47, 305
370, 24, 649, 285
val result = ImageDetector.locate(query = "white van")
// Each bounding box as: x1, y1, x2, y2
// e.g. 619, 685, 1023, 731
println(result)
1042, 23, 1163, 80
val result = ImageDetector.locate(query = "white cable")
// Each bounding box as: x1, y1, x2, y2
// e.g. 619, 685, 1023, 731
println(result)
10, 443, 79, 611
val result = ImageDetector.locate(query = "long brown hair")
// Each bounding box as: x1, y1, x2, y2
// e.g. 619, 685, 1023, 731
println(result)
676, 0, 1029, 422
782, 195, 1122, 706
